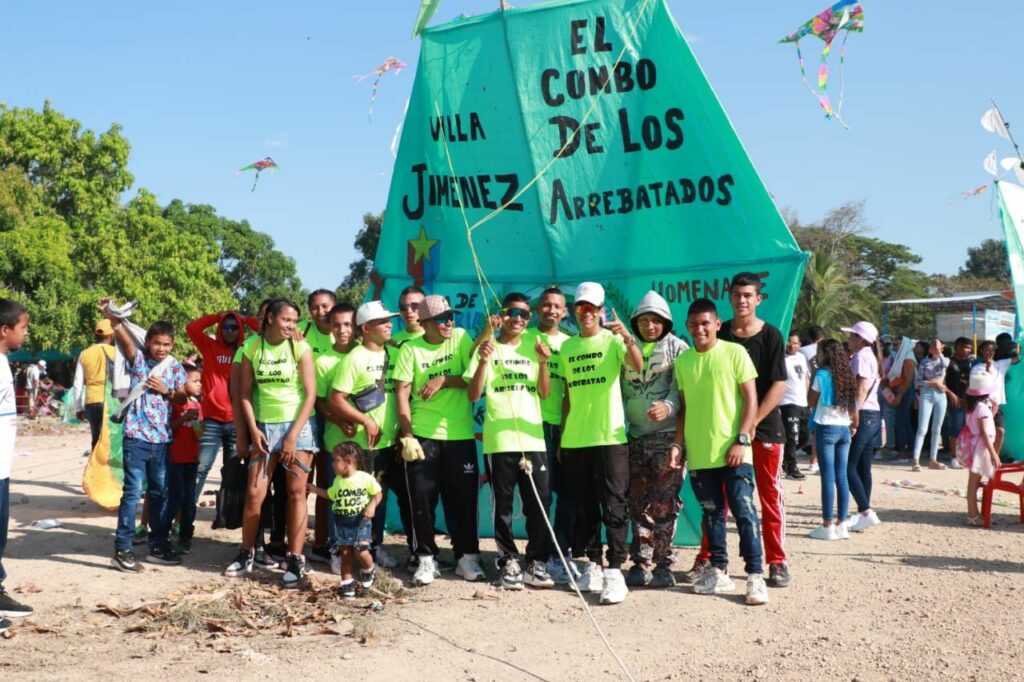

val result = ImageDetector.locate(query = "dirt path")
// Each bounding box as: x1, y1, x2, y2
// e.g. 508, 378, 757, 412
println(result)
2, 423, 1022, 681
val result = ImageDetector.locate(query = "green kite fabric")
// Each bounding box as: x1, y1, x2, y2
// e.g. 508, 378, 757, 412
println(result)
376, 0, 807, 544
996, 181, 1024, 462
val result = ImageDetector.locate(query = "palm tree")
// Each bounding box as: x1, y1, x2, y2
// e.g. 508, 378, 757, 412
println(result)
794, 249, 872, 334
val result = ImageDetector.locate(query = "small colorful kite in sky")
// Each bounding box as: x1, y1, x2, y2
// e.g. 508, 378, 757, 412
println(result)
355, 57, 407, 123
780, 0, 864, 129
237, 156, 278, 192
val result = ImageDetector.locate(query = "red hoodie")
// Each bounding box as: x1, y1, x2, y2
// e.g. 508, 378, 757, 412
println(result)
186, 312, 258, 423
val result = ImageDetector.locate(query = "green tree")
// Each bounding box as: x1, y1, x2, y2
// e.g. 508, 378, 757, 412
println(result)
960, 238, 1010, 283
162, 200, 305, 314
793, 250, 872, 334
336, 211, 382, 305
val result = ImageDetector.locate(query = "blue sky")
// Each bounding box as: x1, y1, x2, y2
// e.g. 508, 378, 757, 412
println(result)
2, 1, 1022, 290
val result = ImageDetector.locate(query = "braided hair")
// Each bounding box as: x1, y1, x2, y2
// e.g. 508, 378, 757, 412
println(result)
819, 338, 857, 412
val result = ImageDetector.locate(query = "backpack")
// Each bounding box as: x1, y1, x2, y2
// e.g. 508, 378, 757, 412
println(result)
956, 413, 982, 468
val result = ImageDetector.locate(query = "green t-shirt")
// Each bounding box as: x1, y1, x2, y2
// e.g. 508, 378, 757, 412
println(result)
560, 330, 629, 448
326, 470, 382, 518
329, 344, 398, 451
673, 341, 758, 470
464, 338, 546, 454
234, 334, 259, 364
392, 328, 424, 346
393, 328, 474, 440
242, 337, 312, 423
301, 321, 335, 357
525, 328, 571, 426
314, 347, 350, 399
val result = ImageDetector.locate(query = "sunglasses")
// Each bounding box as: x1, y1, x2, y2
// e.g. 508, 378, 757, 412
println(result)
428, 312, 455, 325
574, 302, 599, 315
503, 308, 531, 320
221, 324, 239, 331
399, 302, 420, 312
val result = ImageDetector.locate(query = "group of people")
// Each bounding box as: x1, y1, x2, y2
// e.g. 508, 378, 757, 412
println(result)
779, 322, 1014, 534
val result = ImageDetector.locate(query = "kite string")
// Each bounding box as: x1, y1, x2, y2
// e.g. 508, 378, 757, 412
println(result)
431, 92, 637, 682
467, 0, 655, 236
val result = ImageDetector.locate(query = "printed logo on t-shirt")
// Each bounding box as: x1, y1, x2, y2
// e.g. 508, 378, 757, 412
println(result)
566, 350, 607, 387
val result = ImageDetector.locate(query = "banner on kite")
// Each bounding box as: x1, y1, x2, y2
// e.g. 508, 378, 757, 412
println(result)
377, 0, 807, 544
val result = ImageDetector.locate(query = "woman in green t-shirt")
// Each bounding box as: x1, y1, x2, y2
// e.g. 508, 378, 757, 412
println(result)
225, 299, 317, 589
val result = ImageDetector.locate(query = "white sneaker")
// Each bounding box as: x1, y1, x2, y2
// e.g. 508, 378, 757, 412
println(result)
413, 555, 438, 586
949, 459, 964, 470
455, 553, 485, 582
808, 463, 820, 475
497, 558, 525, 590
808, 524, 838, 541
834, 522, 850, 540
599, 568, 628, 605
851, 509, 881, 532
692, 567, 735, 595
576, 561, 605, 593
374, 545, 399, 569
745, 574, 769, 605
523, 560, 555, 589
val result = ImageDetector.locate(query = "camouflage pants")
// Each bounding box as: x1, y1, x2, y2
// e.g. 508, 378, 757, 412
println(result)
627, 432, 683, 568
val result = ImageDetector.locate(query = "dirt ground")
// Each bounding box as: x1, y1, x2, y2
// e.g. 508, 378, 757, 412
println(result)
2, 420, 1023, 681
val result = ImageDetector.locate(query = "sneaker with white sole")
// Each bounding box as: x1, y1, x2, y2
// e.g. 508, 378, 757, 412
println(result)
808, 463, 820, 475
374, 545, 399, 569
252, 548, 280, 570
808, 524, 838, 541
851, 509, 881, 532
112, 549, 144, 573
0, 592, 33, 618
359, 566, 376, 589
599, 568, 628, 605
576, 561, 605, 593
745, 574, 769, 605
412, 555, 439, 586
497, 558, 525, 590
692, 567, 735, 595
224, 547, 254, 577
455, 553, 486, 582
282, 554, 308, 589
834, 522, 850, 540
681, 557, 712, 584
523, 560, 555, 589
546, 558, 571, 586
949, 459, 964, 470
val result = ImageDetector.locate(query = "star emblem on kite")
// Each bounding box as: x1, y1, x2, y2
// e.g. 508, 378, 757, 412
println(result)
409, 226, 439, 264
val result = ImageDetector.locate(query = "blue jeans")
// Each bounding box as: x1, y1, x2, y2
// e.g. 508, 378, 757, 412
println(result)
880, 387, 895, 449
0, 477, 9, 591
913, 389, 947, 463
895, 387, 916, 452
815, 424, 851, 522
689, 464, 763, 575
847, 411, 880, 513
164, 462, 198, 542
195, 418, 236, 505
116, 438, 171, 552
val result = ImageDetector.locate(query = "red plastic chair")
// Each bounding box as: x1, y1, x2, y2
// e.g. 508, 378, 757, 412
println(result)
981, 461, 1024, 528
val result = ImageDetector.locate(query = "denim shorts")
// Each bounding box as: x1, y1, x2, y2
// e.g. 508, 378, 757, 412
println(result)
257, 420, 315, 453
333, 514, 372, 549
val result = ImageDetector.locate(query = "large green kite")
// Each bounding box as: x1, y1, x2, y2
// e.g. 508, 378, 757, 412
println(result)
376, 0, 807, 544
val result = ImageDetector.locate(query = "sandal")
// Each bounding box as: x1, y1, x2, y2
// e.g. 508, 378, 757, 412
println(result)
928, 460, 947, 470
966, 516, 983, 527
911, 463, 921, 472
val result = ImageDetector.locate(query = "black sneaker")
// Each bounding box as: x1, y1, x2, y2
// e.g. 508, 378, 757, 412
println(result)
650, 567, 677, 589
338, 581, 356, 600
309, 544, 331, 564
0, 591, 34, 618
252, 548, 280, 570
147, 544, 183, 565
625, 564, 653, 587
112, 549, 144, 573
0, 617, 10, 633
359, 566, 377, 589
175, 538, 193, 555
785, 467, 806, 480
265, 542, 288, 563
282, 554, 308, 589
225, 547, 255, 577
767, 562, 791, 588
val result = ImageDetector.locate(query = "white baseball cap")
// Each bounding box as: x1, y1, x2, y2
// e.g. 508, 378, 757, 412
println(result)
574, 282, 605, 307
356, 301, 399, 326
840, 321, 879, 345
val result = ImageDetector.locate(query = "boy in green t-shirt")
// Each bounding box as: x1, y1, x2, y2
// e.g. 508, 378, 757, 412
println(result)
466, 292, 554, 590
559, 282, 642, 606
308, 443, 382, 600
392, 286, 426, 346
394, 295, 483, 586
670, 298, 767, 606
328, 300, 407, 570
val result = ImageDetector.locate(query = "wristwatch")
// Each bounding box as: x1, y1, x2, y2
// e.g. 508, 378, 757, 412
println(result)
736, 433, 752, 447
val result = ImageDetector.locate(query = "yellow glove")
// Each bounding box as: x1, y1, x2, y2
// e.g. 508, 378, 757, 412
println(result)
400, 436, 425, 462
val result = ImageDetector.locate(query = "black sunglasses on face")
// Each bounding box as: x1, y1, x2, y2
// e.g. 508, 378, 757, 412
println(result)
503, 308, 531, 320
429, 313, 455, 324
399, 302, 420, 312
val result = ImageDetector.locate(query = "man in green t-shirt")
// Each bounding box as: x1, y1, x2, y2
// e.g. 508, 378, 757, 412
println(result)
466, 292, 554, 590
559, 282, 642, 606
670, 297, 767, 606
309, 302, 357, 565
392, 286, 426, 346
394, 295, 483, 586
524, 287, 577, 586
328, 300, 407, 570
